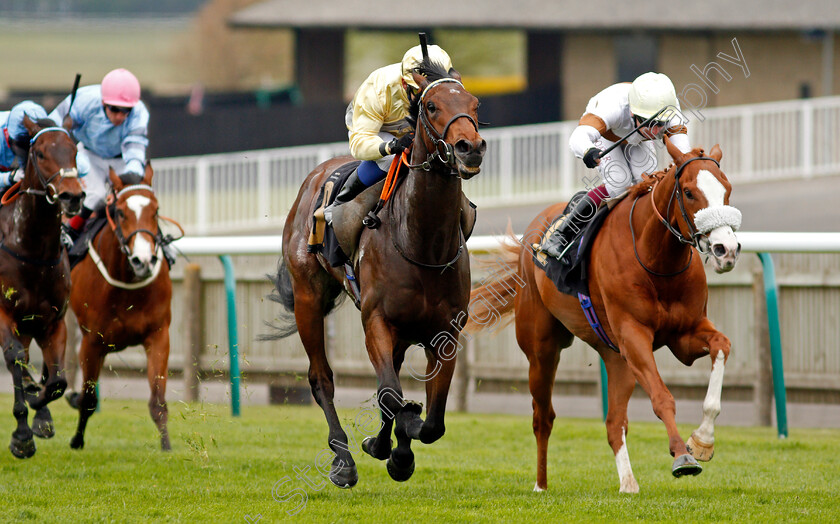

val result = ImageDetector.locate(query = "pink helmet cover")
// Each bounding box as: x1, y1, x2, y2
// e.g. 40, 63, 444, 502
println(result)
101, 68, 141, 107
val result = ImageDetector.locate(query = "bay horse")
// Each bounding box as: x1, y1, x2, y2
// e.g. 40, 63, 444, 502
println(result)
468, 137, 741, 493
0, 117, 84, 458
267, 62, 485, 487
67, 162, 173, 451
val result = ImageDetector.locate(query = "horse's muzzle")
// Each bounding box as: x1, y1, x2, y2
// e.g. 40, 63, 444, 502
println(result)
707, 226, 741, 273
59, 191, 85, 217
454, 138, 486, 180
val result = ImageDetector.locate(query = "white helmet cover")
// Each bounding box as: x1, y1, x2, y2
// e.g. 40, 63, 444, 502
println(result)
629, 72, 679, 120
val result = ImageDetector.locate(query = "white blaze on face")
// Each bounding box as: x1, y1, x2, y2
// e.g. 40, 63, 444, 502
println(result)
695, 169, 740, 272
126, 195, 154, 263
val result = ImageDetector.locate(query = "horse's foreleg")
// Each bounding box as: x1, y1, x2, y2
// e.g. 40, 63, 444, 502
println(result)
617, 320, 701, 477
1, 317, 35, 458
69, 338, 105, 450
29, 320, 68, 412
674, 323, 731, 462
361, 341, 410, 462
524, 335, 561, 492
145, 327, 171, 451
296, 294, 357, 488
601, 349, 639, 494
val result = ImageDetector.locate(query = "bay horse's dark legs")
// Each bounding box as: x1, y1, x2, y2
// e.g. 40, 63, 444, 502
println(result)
361, 341, 409, 461
70, 337, 105, 450
1, 316, 35, 458
600, 348, 639, 494
296, 291, 358, 488
145, 327, 171, 451
28, 322, 69, 440
615, 320, 701, 477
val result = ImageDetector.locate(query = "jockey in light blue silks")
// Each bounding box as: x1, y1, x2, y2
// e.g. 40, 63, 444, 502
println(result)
49, 68, 149, 237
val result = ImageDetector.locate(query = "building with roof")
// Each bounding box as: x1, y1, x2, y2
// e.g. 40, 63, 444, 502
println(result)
230, 0, 839, 120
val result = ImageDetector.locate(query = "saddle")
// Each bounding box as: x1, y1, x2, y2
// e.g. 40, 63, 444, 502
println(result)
308, 161, 477, 270
532, 191, 612, 297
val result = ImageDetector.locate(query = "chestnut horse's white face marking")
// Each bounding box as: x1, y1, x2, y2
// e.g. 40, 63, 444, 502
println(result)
125, 194, 154, 265
694, 169, 741, 273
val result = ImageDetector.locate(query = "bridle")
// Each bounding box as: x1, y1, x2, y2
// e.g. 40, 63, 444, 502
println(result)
629, 156, 721, 277
24, 127, 79, 204
105, 183, 162, 261
407, 78, 479, 174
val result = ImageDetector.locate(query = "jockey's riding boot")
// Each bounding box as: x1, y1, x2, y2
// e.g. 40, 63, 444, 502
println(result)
539, 203, 593, 261
323, 171, 368, 226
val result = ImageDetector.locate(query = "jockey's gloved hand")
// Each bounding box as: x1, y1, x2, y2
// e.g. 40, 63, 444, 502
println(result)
583, 148, 602, 169
380, 133, 415, 157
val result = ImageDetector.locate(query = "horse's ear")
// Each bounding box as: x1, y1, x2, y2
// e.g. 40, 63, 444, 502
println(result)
709, 144, 723, 163
664, 135, 686, 165
412, 72, 429, 92
108, 167, 122, 191
143, 161, 154, 186
448, 68, 462, 82
22, 115, 39, 136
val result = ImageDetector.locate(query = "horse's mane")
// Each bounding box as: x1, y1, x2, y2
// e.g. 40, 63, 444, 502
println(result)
407, 58, 456, 121
626, 146, 711, 199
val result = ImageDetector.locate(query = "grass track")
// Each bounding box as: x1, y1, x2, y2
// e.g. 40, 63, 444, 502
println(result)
1, 394, 838, 522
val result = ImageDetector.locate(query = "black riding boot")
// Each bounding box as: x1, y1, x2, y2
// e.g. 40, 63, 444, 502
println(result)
323, 171, 368, 225
539, 199, 597, 260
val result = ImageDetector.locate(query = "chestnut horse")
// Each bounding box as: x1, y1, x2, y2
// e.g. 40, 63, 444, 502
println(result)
267, 63, 485, 487
468, 137, 741, 493
67, 163, 173, 451
0, 117, 84, 458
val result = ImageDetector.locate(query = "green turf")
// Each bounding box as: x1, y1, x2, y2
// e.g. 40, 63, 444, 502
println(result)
0, 393, 838, 522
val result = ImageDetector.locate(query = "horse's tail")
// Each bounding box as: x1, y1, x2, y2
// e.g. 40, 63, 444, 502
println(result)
464, 232, 524, 334
260, 259, 299, 340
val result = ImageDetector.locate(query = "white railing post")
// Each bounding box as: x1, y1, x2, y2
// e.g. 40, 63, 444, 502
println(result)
499, 131, 514, 204
195, 157, 209, 236
801, 100, 814, 179
741, 107, 754, 181
257, 153, 270, 228
560, 123, 574, 197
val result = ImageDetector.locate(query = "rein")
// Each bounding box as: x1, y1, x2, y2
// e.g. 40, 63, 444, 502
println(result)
407, 78, 478, 174
87, 239, 163, 290
628, 155, 720, 277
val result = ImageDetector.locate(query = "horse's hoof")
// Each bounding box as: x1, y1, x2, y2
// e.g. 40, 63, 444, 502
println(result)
65, 391, 81, 410
361, 436, 392, 461
10, 436, 36, 459
328, 462, 358, 489
161, 438, 172, 452
672, 454, 702, 477
386, 456, 415, 482
69, 434, 85, 450
686, 433, 715, 462
32, 411, 55, 439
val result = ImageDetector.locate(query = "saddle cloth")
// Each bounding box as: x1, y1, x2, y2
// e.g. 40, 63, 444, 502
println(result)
532, 191, 611, 297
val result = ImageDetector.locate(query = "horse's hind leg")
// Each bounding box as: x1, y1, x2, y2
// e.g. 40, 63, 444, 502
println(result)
296, 288, 358, 488
601, 349, 639, 494
70, 337, 105, 450
1, 318, 35, 458
145, 326, 172, 451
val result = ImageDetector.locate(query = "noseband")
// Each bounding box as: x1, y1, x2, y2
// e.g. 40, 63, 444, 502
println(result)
410, 78, 479, 173
26, 127, 79, 204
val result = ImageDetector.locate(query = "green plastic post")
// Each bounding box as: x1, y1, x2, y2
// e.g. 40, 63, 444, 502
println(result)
600, 360, 608, 421
757, 252, 788, 438
219, 255, 241, 417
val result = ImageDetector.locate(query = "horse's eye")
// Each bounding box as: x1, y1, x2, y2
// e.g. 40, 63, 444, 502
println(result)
427, 102, 436, 113
684, 188, 694, 200
115, 209, 125, 219
35, 150, 45, 160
